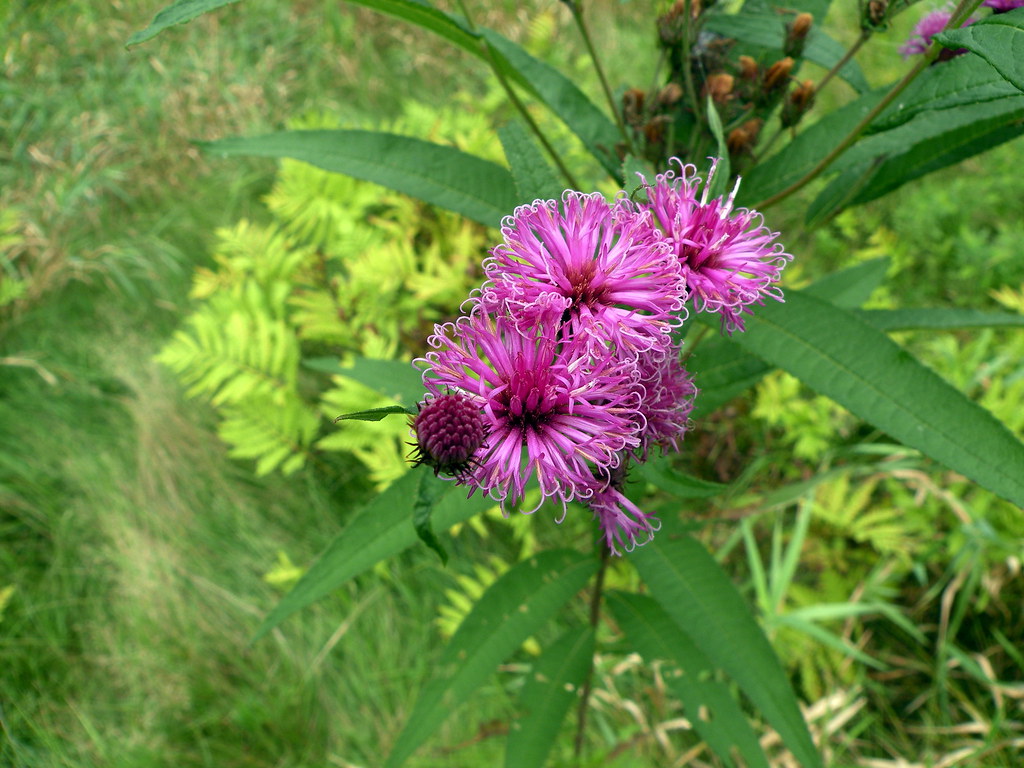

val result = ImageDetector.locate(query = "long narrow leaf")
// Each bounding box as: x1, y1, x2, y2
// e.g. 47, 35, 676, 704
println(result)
304, 357, 426, 408
199, 130, 518, 228
505, 626, 595, 768
386, 549, 598, 768
629, 527, 821, 768
724, 291, 1024, 507
254, 468, 493, 639
858, 308, 1024, 332
935, 8, 1024, 92
127, 0, 241, 46
608, 592, 770, 768
344, 0, 481, 57
499, 121, 563, 204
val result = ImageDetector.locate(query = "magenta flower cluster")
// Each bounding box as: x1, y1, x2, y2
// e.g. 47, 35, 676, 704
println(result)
412, 160, 791, 554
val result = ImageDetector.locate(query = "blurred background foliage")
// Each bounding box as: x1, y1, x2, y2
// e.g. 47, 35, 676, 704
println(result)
1, 0, 1022, 766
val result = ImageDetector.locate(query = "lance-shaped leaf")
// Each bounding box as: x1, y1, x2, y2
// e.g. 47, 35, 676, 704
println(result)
499, 121, 563, 204
688, 258, 890, 417
857, 308, 1024, 332
872, 52, 1022, 131
199, 130, 518, 228
481, 30, 622, 178
634, 455, 727, 499
413, 467, 449, 565
505, 626, 595, 768
344, 0, 481, 57
254, 467, 493, 639
934, 8, 1024, 93
127, 0, 241, 46
630, 527, 822, 768
724, 291, 1024, 508
607, 592, 770, 768
385, 549, 599, 768
334, 405, 413, 422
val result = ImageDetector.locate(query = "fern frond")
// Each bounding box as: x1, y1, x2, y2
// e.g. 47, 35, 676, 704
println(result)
218, 394, 320, 476
156, 308, 300, 406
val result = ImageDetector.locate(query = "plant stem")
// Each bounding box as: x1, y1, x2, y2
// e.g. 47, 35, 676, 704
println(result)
573, 541, 611, 761
753, 0, 983, 210
567, 0, 635, 156
457, 0, 581, 189
815, 29, 870, 96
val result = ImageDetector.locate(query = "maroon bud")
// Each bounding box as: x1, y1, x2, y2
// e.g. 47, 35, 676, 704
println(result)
410, 393, 487, 478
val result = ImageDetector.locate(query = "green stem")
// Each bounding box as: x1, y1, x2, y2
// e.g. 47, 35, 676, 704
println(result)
568, 0, 635, 156
573, 541, 611, 762
753, 0, 983, 210
815, 29, 870, 96
457, 0, 581, 189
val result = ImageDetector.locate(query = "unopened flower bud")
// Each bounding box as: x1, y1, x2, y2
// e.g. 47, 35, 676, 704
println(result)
864, 0, 888, 29
658, 82, 684, 106
785, 13, 814, 57
781, 79, 815, 128
704, 72, 734, 104
623, 88, 646, 126
727, 118, 763, 156
738, 55, 759, 81
643, 115, 672, 146
410, 393, 487, 478
763, 57, 794, 92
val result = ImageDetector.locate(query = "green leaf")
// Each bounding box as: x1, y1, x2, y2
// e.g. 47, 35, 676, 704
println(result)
934, 8, 1024, 92
127, 0, 241, 46
498, 121, 563, 204
634, 454, 728, 499
688, 258, 889, 417
481, 30, 621, 178
253, 469, 493, 639
705, 98, 731, 200
199, 130, 518, 228
607, 592, 770, 768
739, 88, 888, 206
304, 357, 426, 408
872, 53, 1022, 132
413, 468, 449, 565
858, 308, 1024, 332
720, 290, 1024, 508
629, 525, 821, 768
334, 405, 413, 422
505, 626, 595, 768
703, 12, 868, 93
808, 95, 1024, 219
344, 0, 480, 57
386, 549, 599, 768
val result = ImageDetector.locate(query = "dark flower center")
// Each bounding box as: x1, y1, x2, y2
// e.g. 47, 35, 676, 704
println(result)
495, 364, 558, 431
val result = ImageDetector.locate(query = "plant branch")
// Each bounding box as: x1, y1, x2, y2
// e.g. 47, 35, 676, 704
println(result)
816, 28, 871, 96
566, 0, 635, 156
753, 0, 983, 210
573, 540, 611, 761
457, 0, 581, 189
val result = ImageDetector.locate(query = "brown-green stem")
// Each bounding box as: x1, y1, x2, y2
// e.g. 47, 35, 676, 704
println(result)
573, 541, 611, 762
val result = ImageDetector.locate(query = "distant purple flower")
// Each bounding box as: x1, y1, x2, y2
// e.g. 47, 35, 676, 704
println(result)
982, 0, 1024, 11
481, 192, 687, 356
899, 9, 975, 58
588, 480, 661, 555
633, 343, 697, 459
632, 159, 791, 333
418, 310, 643, 512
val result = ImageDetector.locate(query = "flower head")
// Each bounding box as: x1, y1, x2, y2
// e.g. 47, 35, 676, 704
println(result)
410, 392, 487, 478
633, 158, 791, 333
633, 343, 696, 459
587, 475, 661, 555
418, 310, 643, 512
899, 8, 975, 58
481, 191, 686, 355
982, 0, 1024, 11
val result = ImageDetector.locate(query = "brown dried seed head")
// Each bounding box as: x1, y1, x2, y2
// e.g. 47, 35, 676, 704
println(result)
658, 82, 684, 106
738, 55, 759, 80
763, 57, 794, 91
705, 73, 735, 103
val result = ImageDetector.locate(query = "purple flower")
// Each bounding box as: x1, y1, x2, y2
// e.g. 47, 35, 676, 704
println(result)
480, 191, 687, 356
587, 481, 661, 555
899, 9, 975, 58
633, 343, 697, 459
418, 310, 643, 512
982, 0, 1024, 11
632, 159, 791, 333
